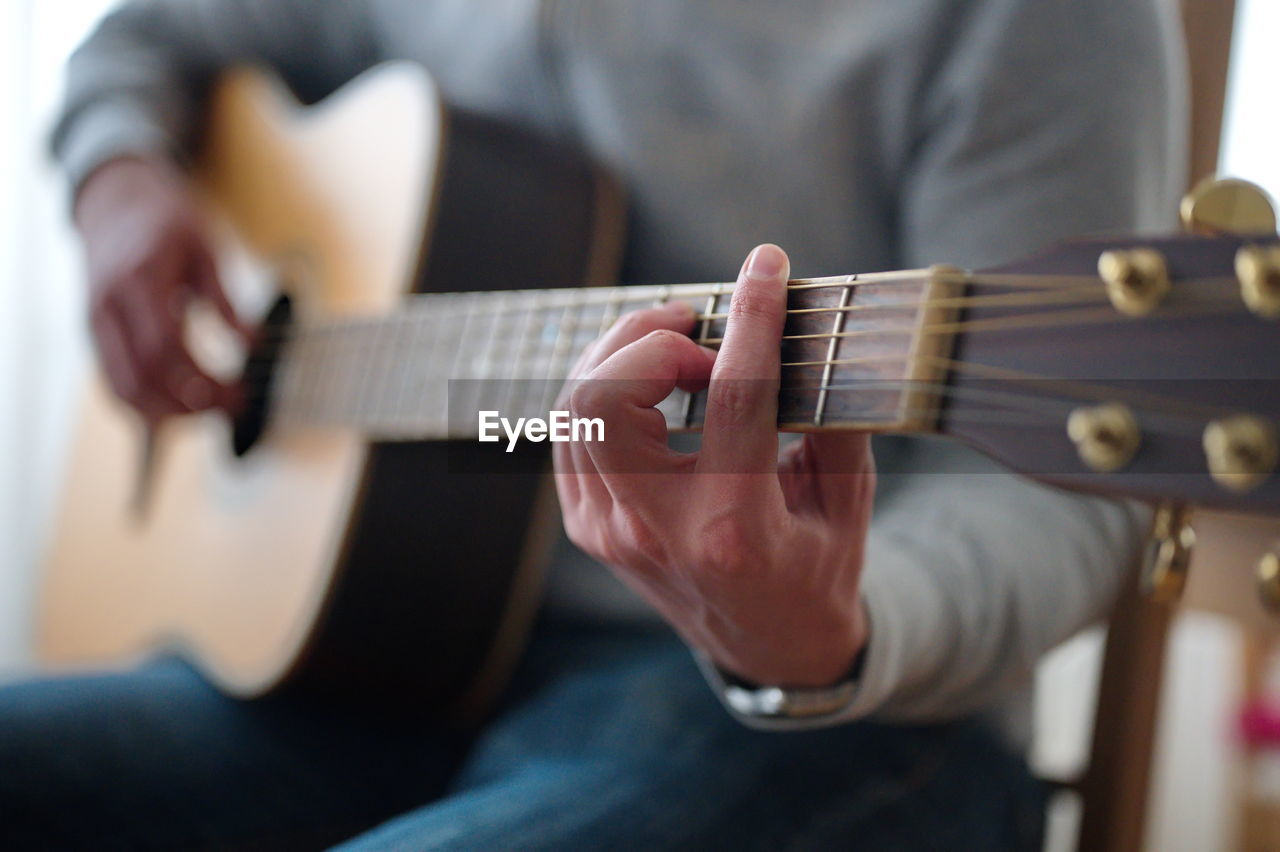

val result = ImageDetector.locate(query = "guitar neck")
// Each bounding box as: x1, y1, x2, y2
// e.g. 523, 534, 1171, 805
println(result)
269, 269, 961, 440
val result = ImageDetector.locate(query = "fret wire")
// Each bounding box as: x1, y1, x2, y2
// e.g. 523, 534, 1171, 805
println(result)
386, 313, 409, 429
421, 299, 450, 433
274, 327, 301, 419
487, 292, 518, 414
367, 318, 391, 427
540, 301, 577, 415
297, 328, 323, 424
813, 278, 854, 427
310, 327, 334, 424
447, 293, 482, 424
529, 298, 555, 415
368, 316, 391, 428
356, 319, 387, 429
478, 292, 509, 380
407, 310, 433, 430
502, 291, 543, 418
685, 282, 724, 427
599, 287, 626, 338
323, 324, 351, 425
403, 300, 431, 432
303, 329, 327, 423
315, 323, 342, 424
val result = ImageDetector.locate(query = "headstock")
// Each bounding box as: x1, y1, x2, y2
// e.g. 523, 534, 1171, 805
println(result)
939, 179, 1280, 515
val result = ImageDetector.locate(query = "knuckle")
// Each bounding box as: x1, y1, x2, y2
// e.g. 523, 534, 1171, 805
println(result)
561, 506, 589, 549
727, 286, 777, 325
567, 509, 621, 566
695, 512, 764, 576
613, 310, 653, 336
640, 328, 689, 369
615, 307, 671, 338
611, 508, 665, 565
643, 328, 686, 351
567, 381, 607, 421
709, 378, 761, 425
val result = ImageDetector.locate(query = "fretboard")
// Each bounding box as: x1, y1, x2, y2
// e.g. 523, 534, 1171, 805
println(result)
269, 269, 962, 441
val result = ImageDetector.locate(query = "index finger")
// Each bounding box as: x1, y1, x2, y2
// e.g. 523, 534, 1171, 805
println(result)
698, 243, 789, 475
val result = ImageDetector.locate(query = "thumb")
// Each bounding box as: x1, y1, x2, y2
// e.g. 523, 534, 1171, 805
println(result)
190, 244, 254, 345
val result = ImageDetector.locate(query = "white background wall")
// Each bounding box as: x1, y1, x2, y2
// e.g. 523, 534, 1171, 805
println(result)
0, 0, 113, 679
0, 2, 1277, 849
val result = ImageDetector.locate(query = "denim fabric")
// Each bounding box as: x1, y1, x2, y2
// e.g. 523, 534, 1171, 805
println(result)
0, 615, 1045, 850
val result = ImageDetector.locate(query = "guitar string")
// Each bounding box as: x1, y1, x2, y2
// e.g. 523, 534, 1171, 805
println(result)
267, 374, 1216, 445
231, 272, 1258, 433
252, 346, 1251, 433
240, 306, 1256, 438
232, 275, 1249, 355
231, 273, 1246, 347
235, 293, 1245, 384
254, 328, 1247, 435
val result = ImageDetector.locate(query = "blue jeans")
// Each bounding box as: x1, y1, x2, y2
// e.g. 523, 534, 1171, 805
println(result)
0, 614, 1045, 850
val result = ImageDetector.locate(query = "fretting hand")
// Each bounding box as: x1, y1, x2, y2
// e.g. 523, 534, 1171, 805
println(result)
554, 244, 874, 687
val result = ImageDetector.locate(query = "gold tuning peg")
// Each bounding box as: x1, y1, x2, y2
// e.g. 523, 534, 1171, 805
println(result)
1180, 177, 1278, 236
1257, 548, 1280, 616
1142, 502, 1195, 604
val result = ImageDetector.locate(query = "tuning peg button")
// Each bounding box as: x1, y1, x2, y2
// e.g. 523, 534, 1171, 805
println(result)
1236, 245, 1280, 319
1180, 177, 1278, 236
1098, 249, 1170, 316
1068, 402, 1141, 472
1203, 415, 1278, 492
1256, 549, 1280, 616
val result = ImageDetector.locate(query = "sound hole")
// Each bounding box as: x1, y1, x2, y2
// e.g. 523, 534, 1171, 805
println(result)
232, 294, 292, 457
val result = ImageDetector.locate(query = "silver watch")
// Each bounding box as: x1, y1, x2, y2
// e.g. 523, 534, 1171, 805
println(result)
697, 648, 867, 722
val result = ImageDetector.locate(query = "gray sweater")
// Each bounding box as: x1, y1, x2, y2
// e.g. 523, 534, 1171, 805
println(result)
53, 0, 1187, 736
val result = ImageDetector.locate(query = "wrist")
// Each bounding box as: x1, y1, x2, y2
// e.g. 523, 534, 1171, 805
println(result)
709, 599, 870, 689
696, 623, 870, 725
73, 155, 183, 232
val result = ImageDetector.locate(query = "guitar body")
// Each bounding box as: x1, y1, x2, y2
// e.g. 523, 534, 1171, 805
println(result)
39, 63, 624, 715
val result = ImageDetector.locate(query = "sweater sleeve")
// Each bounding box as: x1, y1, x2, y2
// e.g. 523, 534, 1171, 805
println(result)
708, 0, 1186, 728
849, 0, 1185, 722
50, 0, 381, 196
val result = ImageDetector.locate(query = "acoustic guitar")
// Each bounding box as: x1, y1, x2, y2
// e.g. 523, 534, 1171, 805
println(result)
40, 63, 1280, 717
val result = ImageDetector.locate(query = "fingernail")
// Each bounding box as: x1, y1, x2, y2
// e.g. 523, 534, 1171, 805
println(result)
744, 244, 787, 282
